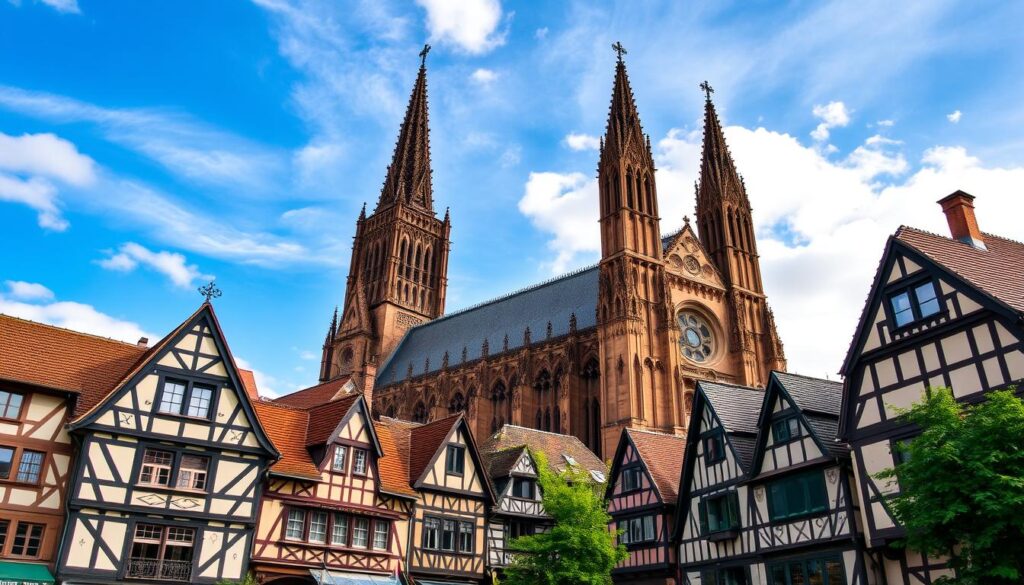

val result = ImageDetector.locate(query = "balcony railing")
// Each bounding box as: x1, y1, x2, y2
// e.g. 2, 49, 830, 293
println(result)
125, 558, 193, 582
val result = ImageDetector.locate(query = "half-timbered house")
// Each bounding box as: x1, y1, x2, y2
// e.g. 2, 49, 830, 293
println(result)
839, 191, 1024, 585
745, 372, 866, 585
606, 428, 685, 585
675, 381, 763, 585
249, 388, 416, 585
0, 316, 153, 583
378, 414, 493, 585
478, 424, 605, 575
57, 303, 279, 584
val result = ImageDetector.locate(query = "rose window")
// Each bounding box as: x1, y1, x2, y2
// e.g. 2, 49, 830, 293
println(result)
678, 312, 715, 363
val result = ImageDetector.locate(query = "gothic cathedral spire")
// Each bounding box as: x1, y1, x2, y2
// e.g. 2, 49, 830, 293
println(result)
695, 87, 762, 293
322, 45, 451, 387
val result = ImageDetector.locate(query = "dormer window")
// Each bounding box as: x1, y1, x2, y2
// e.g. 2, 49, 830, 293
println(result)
446, 445, 465, 475
889, 281, 941, 328
332, 446, 347, 473
704, 432, 725, 465
512, 477, 535, 499
352, 449, 367, 475
562, 453, 577, 467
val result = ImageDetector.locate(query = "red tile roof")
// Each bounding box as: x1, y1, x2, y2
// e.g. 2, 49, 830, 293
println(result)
273, 377, 353, 409
238, 369, 259, 400
896, 227, 1024, 313
408, 414, 461, 483
304, 394, 360, 446
0, 314, 147, 415
480, 425, 605, 476
252, 401, 319, 480
626, 429, 686, 501
373, 421, 417, 498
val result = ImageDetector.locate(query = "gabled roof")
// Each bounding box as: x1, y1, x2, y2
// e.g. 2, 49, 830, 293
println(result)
373, 420, 418, 498
896, 226, 1024, 314
238, 368, 260, 400
480, 424, 605, 477
625, 429, 685, 501
253, 401, 319, 480
752, 372, 847, 471
481, 446, 529, 479
696, 380, 764, 469
305, 393, 361, 447
772, 371, 843, 417
0, 314, 146, 415
273, 376, 353, 409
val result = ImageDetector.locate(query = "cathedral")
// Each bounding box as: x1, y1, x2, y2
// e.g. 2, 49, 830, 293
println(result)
318, 46, 786, 458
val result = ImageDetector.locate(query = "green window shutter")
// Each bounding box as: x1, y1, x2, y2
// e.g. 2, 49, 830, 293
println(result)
698, 499, 708, 534
810, 472, 828, 511
727, 491, 740, 529
768, 482, 784, 520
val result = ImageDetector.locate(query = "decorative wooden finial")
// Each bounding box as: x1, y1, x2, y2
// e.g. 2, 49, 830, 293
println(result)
198, 281, 222, 303
612, 41, 627, 61
699, 80, 714, 101
419, 43, 431, 67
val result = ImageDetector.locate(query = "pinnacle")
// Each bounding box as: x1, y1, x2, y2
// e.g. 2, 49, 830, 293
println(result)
601, 55, 649, 161
697, 93, 748, 208
376, 53, 434, 214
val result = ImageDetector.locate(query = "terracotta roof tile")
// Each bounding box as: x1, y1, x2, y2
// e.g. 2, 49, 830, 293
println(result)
626, 429, 685, 501
304, 394, 360, 446
480, 425, 604, 475
0, 314, 146, 415
896, 226, 1024, 313
407, 414, 461, 482
252, 400, 319, 479
373, 421, 417, 498
273, 377, 353, 409
238, 369, 259, 400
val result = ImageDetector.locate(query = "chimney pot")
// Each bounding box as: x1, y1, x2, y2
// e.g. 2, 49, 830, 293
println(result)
937, 190, 986, 250
137, 337, 149, 348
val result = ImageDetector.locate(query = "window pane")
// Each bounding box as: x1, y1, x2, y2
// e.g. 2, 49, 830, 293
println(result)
177, 455, 209, 490
11, 523, 44, 557
0, 447, 14, 479
0, 520, 8, 551
770, 565, 787, 585
286, 509, 305, 540
789, 561, 805, 585
159, 380, 186, 414
353, 449, 367, 475
915, 283, 940, 317
309, 512, 327, 543
187, 385, 213, 418
423, 517, 439, 549
773, 419, 790, 442
16, 450, 44, 483
890, 292, 914, 327
332, 514, 349, 545
807, 560, 825, 585
353, 518, 369, 548
332, 446, 347, 472
458, 521, 473, 552
643, 515, 655, 540
373, 521, 389, 550
447, 445, 465, 474
0, 391, 23, 419
825, 560, 844, 585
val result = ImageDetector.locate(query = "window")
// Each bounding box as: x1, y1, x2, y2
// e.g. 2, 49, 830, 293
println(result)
893, 438, 913, 465
352, 518, 369, 548
772, 417, 801, 443
0, 520, 7, 551
157, 378, 216, 420
309, 512, 328, 544
10, 522, 43, 557
768, 470, 828, 521
0, 447, 14, 479
704, 567, 748, 585
700, 492, 740, 534
127, 524, 195, 581
704, 433, 725, 464
139, 449, 174, 486
622, 467, 642, 491
643, 515, 655, 541
332, 446, 347, 473
770, 557, 844, 585
441, 519, 456, 551
286, 509, 306, 540
446, 445, 465, 475
510, 521, 534, 538
0, 391, 24, 419
373, 521, 389, 550
512, 477, 535, 499
15, 450, 43, 483
458, 521, 473, 553
352, 449, 367, 475
176, 455, 209, 490
423, 517, 439, 550
332, 514, 349, 546
186, 384, 213, 418
619, 515, 656, 544
889, 281, 941, 328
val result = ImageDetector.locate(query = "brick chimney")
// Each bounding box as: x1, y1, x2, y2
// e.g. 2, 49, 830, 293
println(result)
937, 190, 986, 250
136, 337, 149, 348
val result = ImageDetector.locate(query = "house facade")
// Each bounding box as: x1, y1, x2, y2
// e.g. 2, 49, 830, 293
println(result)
606, 428, 685, 585
839, 192, 1024, 584
57, 304, 278, 584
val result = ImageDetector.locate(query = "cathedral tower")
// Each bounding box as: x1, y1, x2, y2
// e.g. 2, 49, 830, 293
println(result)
595, 45, 672, 454
694, 84, 786, 385
321, 46, 451, 387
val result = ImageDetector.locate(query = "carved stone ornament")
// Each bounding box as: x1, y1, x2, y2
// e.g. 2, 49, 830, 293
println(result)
754, 486, 765, 502
825, 467, 839, 484
683, 254, 700, 275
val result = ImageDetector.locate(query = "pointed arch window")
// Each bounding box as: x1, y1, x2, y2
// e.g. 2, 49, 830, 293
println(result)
448, 392, 466, 414
413, 401, 428, 424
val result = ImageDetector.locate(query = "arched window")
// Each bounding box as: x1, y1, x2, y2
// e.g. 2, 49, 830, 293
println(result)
626, 170, 635, 208
491, 381, 507, 402
448, 392, 466, 414
386, 404, 397, 418
341, 347, 353, 369
554, 408, 561, 433
399, 239, 407, 277
543, 408, 551, 432
591, 398, 601, 457
644, 175, 653, 215
534, 370, 551, 393
413, 401, 428, 423
535, 409, 542, 430
424, 247, 432, 284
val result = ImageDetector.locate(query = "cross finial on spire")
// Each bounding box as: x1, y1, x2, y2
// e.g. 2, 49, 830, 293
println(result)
198, 281, 222, 303
419, 43, 431, 67
699, 80, 714, 101
612, 41, 627, 61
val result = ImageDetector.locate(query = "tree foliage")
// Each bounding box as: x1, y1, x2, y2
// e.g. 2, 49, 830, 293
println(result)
501, 451, 627, 585
877, 388, 1024, 584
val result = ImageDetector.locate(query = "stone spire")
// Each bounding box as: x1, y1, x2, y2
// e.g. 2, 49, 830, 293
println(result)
696, 88, 749, 210
601, 46, 651, 165
377, 48, 434, 213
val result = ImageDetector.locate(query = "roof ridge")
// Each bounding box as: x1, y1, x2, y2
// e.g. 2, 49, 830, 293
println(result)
699, 379, 762, 392
981, 230, 1024, 247
0, 313, 146, 349
500, 423, 587, 441
773, 370, 843, 386
404, 264, 599, 332
627, 427, 685, 439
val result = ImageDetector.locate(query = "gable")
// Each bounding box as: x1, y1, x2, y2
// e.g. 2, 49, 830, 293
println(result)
608, 440, 659, 503
71, 307, 276, 457
418, 422, 487, 497
752, 385, 827, 476
512, 451, 537, 477
663, 224, 725, 288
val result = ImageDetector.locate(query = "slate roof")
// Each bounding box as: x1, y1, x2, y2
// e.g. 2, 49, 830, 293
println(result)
482, 446, 528, 479
626, 429, 685, 501
770, 372, 847, 458
0, 314, 146, 416
480, 425, 605, 477
697, 380, 764, 469
896, 226, 1024, 314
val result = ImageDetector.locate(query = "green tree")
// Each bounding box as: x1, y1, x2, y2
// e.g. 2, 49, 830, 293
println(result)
216, 574, 258, 585
877, 388, 1024, 584
501, 451, 627, 585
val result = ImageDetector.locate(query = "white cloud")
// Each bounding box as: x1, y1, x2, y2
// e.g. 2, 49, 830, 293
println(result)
810, 101, 851, 142
519, 123, 1024, 378
947, 109, 962, 123
470, 68, 498, 86
876, 119, 895, 127
98, 242, 214, 289
564, 132, 600, 151
0, 173, 66, 231
39, 0, 80, 13
535, 27, 549, 40
4, 281, 54, 301
416, 0, 506, 54
0, 294, 153, 344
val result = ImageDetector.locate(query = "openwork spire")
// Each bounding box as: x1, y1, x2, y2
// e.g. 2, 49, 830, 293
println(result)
601, 43, 650, 163
697, 86, 748, 208
377, 46, 434, 213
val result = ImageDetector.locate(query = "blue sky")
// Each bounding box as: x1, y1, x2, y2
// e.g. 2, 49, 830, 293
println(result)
2, 0, 1023, 394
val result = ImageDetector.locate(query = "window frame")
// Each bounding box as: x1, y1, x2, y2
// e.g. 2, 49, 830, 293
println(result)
768, 555, 845, 585
0, 390, 25, 422
352, 448, 368, 476
446, 444, 465, 476
331, 445, 348, 473
885, 277, 944, 331
457, 521, 474, 554
126, 521, 197, 579
8, 521, 44, 558
621, 466, 643, 492
136, 447, 212, 493
766, 469, 829, 522
771, 415, 802, 444
422, 516, 440, 550
699, 491, 740, 536
372, 520, 390, 551
703, 566, 749, 585
703, 431, 726, 465
618, 514, 658, 546
511, 476, 535, 499
0, 445, 48, 486
154, 374, 219, 421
